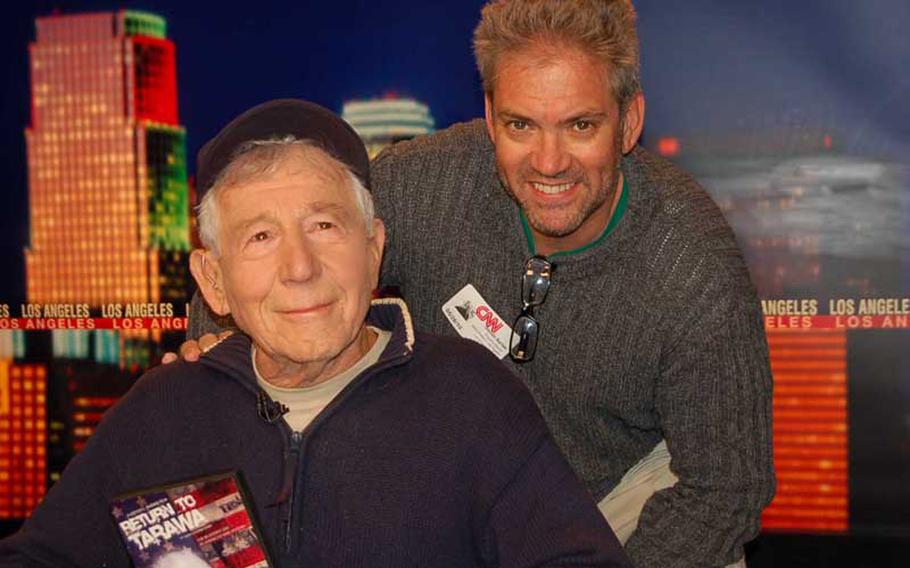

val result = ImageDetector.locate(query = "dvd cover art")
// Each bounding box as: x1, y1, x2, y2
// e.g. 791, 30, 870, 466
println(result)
110, 471, 272, 568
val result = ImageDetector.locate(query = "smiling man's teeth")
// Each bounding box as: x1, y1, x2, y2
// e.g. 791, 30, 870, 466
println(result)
532, 182, 572, 194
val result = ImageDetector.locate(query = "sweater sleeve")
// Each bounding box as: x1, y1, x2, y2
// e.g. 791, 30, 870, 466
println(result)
624, 253, 776, 567
187, 289, 236, 340
370, 146, 405, 293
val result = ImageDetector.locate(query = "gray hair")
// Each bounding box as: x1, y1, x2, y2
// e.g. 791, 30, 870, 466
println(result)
473, 0, 641, 109
196, 138, 375, 255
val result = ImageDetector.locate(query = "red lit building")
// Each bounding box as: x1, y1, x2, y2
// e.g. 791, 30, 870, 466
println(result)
761, 330, 849, 532
0, 362, 47, 520
25, 10, 190, 307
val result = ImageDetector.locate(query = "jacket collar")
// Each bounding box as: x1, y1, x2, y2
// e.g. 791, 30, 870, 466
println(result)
198, 297, 416, 391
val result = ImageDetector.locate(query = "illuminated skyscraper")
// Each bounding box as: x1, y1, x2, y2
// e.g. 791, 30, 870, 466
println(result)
25, 10, 190, 307
342, 95, 435, 158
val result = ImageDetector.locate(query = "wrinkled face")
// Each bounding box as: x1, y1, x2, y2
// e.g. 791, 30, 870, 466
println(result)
485, 44, 643, 253
197, 150, 383, 378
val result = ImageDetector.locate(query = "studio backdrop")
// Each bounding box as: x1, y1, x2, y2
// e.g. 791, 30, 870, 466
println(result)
0, 0, 907, 544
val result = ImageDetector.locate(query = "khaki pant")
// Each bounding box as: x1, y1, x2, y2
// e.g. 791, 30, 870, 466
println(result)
597, 440, 746, 568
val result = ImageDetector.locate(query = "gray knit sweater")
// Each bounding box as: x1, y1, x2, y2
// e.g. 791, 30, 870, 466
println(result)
370, 120, 774, 568
189, 119, 775, 567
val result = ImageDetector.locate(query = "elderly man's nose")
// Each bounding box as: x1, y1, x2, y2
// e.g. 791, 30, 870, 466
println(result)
280, 233, 320, 283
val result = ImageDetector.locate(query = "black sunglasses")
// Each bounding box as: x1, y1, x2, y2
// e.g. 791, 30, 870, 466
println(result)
509, 255, 552, 362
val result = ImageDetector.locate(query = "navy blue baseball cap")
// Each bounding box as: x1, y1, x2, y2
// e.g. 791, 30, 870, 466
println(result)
196, 98, 369, 199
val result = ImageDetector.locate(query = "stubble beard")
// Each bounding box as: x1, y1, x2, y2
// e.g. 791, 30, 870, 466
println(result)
498, 133, 624, 239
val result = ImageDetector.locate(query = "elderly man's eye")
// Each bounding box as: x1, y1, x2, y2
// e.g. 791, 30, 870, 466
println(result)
315, 221, 336, 231
249, 231, 270, 243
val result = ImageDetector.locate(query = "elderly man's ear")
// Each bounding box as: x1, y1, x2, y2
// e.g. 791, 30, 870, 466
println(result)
189, 250, 230, 316
369, 218, 386, 282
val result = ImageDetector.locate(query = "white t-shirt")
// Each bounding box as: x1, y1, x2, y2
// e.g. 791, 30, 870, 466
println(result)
253, 327, 391, 432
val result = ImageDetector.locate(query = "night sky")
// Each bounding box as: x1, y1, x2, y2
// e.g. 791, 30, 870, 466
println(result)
1, 0, 908, 302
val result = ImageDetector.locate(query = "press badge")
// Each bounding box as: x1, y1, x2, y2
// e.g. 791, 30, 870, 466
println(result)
441, 284, 511, 359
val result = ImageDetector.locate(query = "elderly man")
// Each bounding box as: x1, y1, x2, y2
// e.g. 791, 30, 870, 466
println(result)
187, 2, 775, 566
0, 100, 630, 567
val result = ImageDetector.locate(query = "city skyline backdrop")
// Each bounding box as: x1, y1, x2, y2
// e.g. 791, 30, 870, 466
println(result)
2, 0, 908, 303
1, 1, 909, 551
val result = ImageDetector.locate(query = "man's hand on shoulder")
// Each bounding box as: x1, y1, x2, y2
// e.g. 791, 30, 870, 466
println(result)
161, 331, 233, 364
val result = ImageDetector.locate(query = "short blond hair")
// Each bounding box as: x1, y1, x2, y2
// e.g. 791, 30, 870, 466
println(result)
473, 0, 641, 108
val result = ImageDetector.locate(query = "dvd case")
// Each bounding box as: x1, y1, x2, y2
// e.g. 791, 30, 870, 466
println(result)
110, 471, 273, 568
